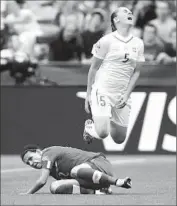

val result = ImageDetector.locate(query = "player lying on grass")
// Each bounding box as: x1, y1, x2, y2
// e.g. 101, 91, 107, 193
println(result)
20, 145, 131, 194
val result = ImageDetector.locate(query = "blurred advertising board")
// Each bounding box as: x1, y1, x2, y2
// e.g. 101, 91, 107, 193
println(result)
1, 86, 176, 154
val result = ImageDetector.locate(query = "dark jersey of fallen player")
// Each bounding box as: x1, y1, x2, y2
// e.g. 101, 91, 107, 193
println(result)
41, 146, 104, 180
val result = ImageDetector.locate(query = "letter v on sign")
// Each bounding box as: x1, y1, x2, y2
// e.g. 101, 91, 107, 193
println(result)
102, 92, 147, 151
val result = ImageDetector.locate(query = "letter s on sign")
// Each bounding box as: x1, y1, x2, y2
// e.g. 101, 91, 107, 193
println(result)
138, 92, 167, 152
162, 96, 176, 152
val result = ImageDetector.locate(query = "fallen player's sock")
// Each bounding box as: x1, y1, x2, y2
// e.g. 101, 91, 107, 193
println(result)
116, 177, 132, 189
77, 168, 117, 188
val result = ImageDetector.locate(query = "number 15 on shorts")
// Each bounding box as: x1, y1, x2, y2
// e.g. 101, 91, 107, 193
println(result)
96, 94, 106, 107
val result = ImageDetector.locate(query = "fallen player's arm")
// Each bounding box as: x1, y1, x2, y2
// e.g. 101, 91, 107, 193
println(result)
26, 168, 50, 194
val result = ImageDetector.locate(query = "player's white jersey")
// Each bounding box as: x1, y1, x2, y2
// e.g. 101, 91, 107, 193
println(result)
91, 31, 145, 99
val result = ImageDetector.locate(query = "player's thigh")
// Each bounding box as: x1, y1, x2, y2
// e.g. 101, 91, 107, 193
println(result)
50, 179, 95, 194
70, 163, 105, 190
88, 156, 114, 177
50, 179, 79, 194
90, 88, 111, 137
110, 104, 131, 144
70, 163, 92, 178
76, 178, 102, 190
93, 116, 110, 138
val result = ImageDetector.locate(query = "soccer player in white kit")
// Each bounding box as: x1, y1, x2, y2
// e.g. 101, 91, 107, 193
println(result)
83, 7, 145, 144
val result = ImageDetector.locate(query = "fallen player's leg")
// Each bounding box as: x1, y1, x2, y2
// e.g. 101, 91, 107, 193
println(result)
50, 179, 95, 194
71, 163, 132, 189
77, 178, 112, 194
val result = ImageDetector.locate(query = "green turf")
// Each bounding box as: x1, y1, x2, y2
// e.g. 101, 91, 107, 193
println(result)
1, 155, 176, 205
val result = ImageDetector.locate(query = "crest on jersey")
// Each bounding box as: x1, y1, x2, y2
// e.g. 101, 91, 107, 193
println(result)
132, 47, 137, 52
96, 41, 101, 49
42, 156, 50, 161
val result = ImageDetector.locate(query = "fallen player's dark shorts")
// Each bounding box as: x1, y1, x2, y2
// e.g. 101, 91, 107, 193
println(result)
87, 155, 114, 177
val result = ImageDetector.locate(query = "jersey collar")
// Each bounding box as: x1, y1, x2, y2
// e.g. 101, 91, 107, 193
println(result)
113, 31, 133, 43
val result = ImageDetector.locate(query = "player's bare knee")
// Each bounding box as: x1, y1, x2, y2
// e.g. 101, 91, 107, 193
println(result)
70, 163, 91, 178
112, 130, 127, 143
50, 180, 80, 194
50, 181, 61, 194
112, 135, 126, 144
94, 119, 109, 139
110, 121, 128, 143
97, 129, 109, 139
111, 126, 127, 144
70, 167, 78, 178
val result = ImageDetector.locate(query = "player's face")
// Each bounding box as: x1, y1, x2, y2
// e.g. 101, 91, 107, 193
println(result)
23, 151, 42, 169
116, 7, 134, 25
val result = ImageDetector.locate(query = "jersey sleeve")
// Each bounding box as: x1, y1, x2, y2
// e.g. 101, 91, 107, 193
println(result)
41, 150, 56, 170
91, 36, 109, 59
137, 40, 145, 62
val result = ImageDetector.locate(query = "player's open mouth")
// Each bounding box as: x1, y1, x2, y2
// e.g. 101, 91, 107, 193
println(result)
128, 17, 132, 20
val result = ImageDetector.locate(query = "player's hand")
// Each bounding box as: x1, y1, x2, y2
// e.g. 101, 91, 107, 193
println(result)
85, 94, 91, 114
117, 94, 128, 109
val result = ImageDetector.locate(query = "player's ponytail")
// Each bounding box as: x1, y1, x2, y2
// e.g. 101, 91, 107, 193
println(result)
111, 10, 118, 32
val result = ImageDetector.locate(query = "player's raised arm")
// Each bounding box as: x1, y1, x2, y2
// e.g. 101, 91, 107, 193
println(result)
85, 38, 109, 113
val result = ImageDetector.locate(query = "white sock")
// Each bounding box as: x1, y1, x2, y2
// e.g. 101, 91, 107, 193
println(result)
116, 179, 124, 187
95, 190, 104, 195
85, 121, 102, 140
72, 185, 81, 194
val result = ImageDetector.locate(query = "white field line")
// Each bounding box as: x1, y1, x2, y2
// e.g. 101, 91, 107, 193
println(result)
1, 167, 34, 174
111, 158, 146, 165
1, 158, 146, 174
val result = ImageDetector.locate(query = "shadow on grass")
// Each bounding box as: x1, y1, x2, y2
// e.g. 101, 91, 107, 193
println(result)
36, 192, 155, 196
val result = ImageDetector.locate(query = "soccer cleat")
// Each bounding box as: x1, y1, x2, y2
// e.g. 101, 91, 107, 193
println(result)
116, 177, 132, 189
100, 187, 112, 194
96, 187, 112, 195
83, 119, 95, 144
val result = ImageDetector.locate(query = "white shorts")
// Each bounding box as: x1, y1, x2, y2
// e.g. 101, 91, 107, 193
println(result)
90, 86, 131, 127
